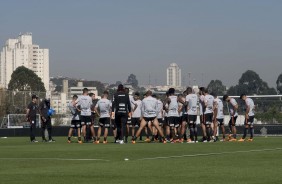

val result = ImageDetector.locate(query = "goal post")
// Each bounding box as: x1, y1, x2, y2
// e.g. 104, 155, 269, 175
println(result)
7, 114, 41, 128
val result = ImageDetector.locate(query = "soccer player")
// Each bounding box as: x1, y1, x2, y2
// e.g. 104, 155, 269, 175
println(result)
180, 90, 188, 142
74, 88, 94, 143
94, 91, 112, 144
111, 84, 131, 144
185, 87, 198, 143
26, 95, 39, 143
239, 94, 255, 142
203, 89, 215, 142
39, 98, 55, 142
67, 95, 82, 143
124, 87, 135, 143
199, 87, 207, 142
89, 92, 98, 141
212, 93, 225, 141
223, 95, 239, 141
165, 88, 180, 143
131, 92, 142, 140
132, 91, 166, 144
154, 94, 164, 142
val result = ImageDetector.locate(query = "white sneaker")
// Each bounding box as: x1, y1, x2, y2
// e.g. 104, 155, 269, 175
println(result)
119, 140, 124, 144
203, 140, 208, 143
116, 140, 120, 143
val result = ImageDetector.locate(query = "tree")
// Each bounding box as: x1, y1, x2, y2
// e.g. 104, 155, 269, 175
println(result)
8, 66, 46, 92
227, 70, 276, 95
277, 73, 282, 94
227, 70, 278, 113
126, 74, 139, 88
207, 80, 226, 95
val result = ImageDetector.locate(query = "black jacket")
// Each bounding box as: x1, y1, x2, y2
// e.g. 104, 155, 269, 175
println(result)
112, 91, 131, 114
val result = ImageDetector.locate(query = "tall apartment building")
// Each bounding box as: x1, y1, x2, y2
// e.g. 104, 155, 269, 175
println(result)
0, 33, 49, 90
166, 63, 181, 87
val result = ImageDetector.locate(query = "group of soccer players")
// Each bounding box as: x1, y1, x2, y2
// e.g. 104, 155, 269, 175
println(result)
67, 84, 255, 144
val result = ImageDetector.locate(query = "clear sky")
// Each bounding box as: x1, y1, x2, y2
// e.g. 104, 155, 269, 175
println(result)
0, 0, 281, 88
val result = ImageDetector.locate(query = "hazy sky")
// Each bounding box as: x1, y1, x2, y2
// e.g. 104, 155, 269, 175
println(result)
1, 0, 281, 88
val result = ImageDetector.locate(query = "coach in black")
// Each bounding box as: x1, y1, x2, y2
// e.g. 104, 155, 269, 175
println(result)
111, 84, 131, 144
39, 98, 55, 142
26, 95, 39, 142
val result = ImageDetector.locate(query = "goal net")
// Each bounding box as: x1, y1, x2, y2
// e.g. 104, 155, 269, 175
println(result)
7, 114, 41, 128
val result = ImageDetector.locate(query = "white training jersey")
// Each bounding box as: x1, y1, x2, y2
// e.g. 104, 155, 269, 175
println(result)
132, 99, 142, 118
199, 95, 205, 115
141, 96, 158, 118
204, 94, 215, 114
95, 98, 112, 118
229, 98, 238, 117
214, 98, 224, 119
178, 102, 183, 116
68, 102, 80, 120
76, 95, 92, 116
245, 98, 255, 116
129, 95, 135, 111
181, 97, 188, 115
157, 100, 164, 119
186, 94, 198, 115
167, 95, 179, 117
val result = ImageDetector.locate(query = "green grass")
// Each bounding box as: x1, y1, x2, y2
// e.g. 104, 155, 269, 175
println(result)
0, 137, 282, 184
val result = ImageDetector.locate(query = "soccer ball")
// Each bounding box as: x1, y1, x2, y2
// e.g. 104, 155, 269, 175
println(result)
48, 108, 55, 116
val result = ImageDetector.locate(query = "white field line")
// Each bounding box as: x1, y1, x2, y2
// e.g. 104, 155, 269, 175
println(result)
0, 157, 110, 162
137, 148, 282, 161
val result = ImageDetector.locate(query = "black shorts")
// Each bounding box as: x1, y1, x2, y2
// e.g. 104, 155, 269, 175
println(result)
168, 117, 180, 128
131, 118, 141, 126
217, 118, 224, 126
127, 117, 132, 124
158, 118, 163, 126
188, 115, 197, 123
71, 120, 81, 129
80, 116, 92, 126
245, 116, 254, 126
163, 117, 169, 126
204, 113, 213, 124
143, 117, 156, 122
181, 114, 188, 123
99, 118, 110, 128
229, 116, 238, 126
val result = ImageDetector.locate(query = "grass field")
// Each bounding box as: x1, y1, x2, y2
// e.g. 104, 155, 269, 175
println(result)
0, 137, 282, 184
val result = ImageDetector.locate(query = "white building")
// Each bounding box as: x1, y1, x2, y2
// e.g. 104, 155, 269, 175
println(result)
50, 81, 99, 114
0, 33, 49, 90
69, 81, 98, 97
166, 63, 181, 87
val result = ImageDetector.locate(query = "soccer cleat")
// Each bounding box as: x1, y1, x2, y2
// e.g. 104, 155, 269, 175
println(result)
67, 140, 71, 143
238, 138, 245, 142
179, 138, 184, 143
119, 140, 124, 144
247, 138, 253, 142
145, 138, 151, 143
163, 140, 167, 144
94, 141, 100, 144
78, 140, 83, 144
187, 139, 193, 143
132, 140, 136, 144
31, 140, 38, 143
103, 141, 108, 144
229, 138, 237, 142
48, 139, 55, 142
194, 140, 198, 143
203, 140, 208, 143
